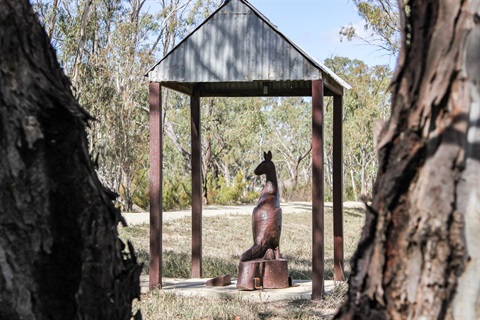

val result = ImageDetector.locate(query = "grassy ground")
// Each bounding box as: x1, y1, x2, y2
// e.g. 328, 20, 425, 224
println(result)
119, 205, 365, 319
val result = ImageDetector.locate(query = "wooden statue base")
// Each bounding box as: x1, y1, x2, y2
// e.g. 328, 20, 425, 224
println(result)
236, 259, 291, 290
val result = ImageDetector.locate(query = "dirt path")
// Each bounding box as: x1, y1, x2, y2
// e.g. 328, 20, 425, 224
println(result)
122, 201, 364, 226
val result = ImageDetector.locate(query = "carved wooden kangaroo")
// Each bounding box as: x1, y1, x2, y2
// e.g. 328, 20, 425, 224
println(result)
241, 151, 282, 261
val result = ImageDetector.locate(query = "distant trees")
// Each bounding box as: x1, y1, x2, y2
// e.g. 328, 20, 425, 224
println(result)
31, 0, 393, 211
325, 57, 391, 201
264, 97, 312, 195
33, 0, 222, 211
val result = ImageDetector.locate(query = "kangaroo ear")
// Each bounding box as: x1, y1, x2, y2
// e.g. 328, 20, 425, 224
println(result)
263, 151, 268, 160
267, 151, 272, 161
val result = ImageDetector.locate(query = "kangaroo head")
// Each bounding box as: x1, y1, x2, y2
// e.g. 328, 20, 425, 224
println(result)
254, 151, 275, 176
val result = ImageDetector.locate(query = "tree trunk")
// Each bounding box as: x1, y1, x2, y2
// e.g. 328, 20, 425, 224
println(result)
223, 162, 231, 187
360, 151, 366, 197
203, 99, 213, 204
0, 1, 142, 319
337, 1, 479, 319
350, 168, 359, 202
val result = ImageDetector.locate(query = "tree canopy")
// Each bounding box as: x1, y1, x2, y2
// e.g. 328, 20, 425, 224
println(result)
340, 0, 401, 55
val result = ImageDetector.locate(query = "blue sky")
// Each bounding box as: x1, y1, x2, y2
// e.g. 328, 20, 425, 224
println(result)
248, 0, 398, 69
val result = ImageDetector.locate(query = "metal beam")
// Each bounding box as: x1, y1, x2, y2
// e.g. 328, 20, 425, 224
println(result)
157, 80, 338, 97
149, 82, 163, 290
191, 88, 202, 278
311, 79, 324, 299
323, 73, 344, 96
160, 82, 194, 96
333, 94, 345, 282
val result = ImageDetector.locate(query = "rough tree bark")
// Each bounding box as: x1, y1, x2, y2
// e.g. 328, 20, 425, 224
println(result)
0, 1, 142, 319
337, 1, 479, 319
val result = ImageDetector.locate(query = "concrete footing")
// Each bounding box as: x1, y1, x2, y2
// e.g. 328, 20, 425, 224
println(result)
140, 275, 341, 301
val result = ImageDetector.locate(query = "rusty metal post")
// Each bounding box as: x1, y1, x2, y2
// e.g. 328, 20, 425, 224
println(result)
149, 82, 163, 290
311, 79, 324, 299
333, 94, 345, 281
191, 88, 202, 278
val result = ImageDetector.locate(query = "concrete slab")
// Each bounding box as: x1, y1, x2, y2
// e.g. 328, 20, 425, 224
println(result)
140, 275, 342, 301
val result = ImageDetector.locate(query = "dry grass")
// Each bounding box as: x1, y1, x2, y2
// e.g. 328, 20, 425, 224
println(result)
120, 205, 365, 319
133, 283, 348, 319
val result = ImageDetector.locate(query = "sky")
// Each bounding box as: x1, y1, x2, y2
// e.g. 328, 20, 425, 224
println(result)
242, 0, 398, 69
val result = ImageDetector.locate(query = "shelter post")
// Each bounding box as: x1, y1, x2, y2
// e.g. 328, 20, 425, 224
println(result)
191, 88, 202, 278
149, 82, 163, 290
311, 79, 325, 299
333, 94, 345, 281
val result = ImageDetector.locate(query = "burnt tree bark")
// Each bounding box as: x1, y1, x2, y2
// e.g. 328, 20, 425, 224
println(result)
0, 1, 142, 319
337, 1, 479, 319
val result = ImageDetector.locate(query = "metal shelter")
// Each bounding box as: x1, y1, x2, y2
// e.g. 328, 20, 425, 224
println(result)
145, 0, 350, 299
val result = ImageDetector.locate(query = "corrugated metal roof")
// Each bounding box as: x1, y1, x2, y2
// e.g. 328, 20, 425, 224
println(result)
146, 0, 350, 95
240, 0, 351, 90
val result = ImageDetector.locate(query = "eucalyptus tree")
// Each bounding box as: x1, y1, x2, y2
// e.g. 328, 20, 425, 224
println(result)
0, 0, 141, 318
337, 0, 480, 318
325, 57, 391, 201
340, 0, 401, 56
264, 97, 313, 196
201, 97, 266, 204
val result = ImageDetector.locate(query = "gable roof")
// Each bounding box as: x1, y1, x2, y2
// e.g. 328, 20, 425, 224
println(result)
146, 0, 350, 96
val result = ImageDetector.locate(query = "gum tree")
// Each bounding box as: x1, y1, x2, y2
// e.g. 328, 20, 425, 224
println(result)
337, 0, 479, 318
0, 0, 141, 318
340, 0, 401, 55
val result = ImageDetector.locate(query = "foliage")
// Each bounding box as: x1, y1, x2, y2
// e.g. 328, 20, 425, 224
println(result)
264, 97, 313, 196
340, 0, 401, 55
325, 57, 391, 200
207, 172, 255, 205
163, 177, 191, 211
32, 0, 222, 211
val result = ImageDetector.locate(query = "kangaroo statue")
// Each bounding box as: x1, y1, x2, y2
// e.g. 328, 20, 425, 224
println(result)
241, 151, 282, 262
